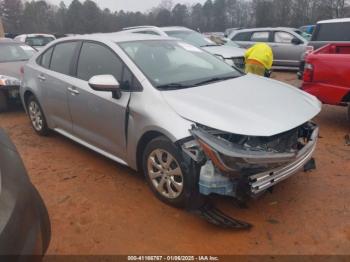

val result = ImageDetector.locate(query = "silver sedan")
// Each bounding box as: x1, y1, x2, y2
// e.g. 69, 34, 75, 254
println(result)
20, 33, 320, 208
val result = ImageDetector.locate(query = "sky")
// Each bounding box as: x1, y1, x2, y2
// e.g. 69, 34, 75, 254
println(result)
47, 0, 206, 12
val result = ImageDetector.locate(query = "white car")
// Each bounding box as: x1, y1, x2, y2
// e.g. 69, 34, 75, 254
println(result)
14, 34, 56, 51
121, 26, 246, 69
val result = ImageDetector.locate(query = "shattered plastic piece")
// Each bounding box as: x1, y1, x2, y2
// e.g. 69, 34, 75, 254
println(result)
304, 158, 316, 172
192, 202, 252, 229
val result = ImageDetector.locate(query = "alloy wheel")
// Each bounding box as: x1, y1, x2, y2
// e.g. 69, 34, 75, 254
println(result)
147, 149, 184, 199
28, 101, 43, 131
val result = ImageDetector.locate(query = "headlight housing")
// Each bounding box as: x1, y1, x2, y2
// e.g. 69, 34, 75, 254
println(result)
0, 75, 21, 87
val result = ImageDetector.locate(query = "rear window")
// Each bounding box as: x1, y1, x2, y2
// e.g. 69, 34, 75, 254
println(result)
232, 32, 251, 41
26, 36, 55, 47
313, 22, 350, 41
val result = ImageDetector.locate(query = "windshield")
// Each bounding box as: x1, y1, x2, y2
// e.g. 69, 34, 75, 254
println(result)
119, 40, 242, 90
0, 44, 36, 63
165, 30, 216, 48
25, 36, 55, 47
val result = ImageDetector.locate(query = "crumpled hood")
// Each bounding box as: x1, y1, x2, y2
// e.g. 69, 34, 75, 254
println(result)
161, 74, 321, 137
202, 45, 245, 59
0, 61, 26, 80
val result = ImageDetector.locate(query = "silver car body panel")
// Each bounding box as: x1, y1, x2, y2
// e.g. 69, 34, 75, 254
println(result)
161, 74, 321, 137
21, 33, 320, 195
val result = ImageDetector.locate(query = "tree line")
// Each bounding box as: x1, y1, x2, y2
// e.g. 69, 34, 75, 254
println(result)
0, 0, 349, 35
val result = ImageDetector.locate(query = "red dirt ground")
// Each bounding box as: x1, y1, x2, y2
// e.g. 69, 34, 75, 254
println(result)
0, 72, 349, 255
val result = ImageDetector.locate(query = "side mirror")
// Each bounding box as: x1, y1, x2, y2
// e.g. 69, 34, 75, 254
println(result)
291, 37, 302, 45
88, 75, 121, 99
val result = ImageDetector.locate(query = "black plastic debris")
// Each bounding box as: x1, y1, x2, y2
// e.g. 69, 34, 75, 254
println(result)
192, 202, 252, 229
304, 158, 316, 172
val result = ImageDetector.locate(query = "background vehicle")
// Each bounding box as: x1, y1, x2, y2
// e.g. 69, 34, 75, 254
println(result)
0, 129, 50, 257
15, 34, 56, 51
298, 18, 350, 78
121, 26, 246, 69
224, 27, 242, 37
302, 43, 350, 119
21, 34, 320, 210
229, 27, 308, 69
203, 32, 225, 38
299, 25, 315, 40
0, 38, 36, 111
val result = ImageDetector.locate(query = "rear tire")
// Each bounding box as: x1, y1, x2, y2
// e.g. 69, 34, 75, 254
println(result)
142, 136, 201, 208
26, 95, 50, 136
0, 92, 9, 112
348, 104, 350, 122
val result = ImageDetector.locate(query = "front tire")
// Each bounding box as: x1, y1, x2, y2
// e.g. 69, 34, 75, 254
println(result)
26, 95, 50, 136
142, 136, 200, 208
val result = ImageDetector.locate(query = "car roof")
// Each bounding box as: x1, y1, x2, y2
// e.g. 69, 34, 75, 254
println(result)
57, 32, 174, 43
160, 26, 193, 32
233, 27, 299, 32
318, 18, 350, 24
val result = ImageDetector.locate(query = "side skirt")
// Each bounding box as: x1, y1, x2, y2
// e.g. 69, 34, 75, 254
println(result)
54, 128, 129, 167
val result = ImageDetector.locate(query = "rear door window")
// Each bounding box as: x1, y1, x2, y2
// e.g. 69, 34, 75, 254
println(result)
313, 22, 350, 41
250, 31, 270, 42
50, 42, 79, 75
274, 31, 294, 43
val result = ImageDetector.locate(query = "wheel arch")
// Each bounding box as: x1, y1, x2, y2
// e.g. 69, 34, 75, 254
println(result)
136, 130, 170, 173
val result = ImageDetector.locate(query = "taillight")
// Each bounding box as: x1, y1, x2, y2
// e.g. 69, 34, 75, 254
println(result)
20, 66, 24, 75
303, 63, 314, 82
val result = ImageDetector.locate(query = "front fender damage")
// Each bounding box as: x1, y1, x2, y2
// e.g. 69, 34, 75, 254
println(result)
179, 122, 319, 229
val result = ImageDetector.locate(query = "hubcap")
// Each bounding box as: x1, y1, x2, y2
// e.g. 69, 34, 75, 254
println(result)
147, 149, 184, 199
28, 101, 43, 131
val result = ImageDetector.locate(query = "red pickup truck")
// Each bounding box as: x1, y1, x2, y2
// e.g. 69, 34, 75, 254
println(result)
301, 43, 350, 119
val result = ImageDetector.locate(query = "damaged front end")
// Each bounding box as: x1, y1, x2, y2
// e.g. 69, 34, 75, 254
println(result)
183, 122, 319, 199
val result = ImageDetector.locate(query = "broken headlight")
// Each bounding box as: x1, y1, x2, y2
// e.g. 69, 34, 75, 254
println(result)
190, 123, 316, 176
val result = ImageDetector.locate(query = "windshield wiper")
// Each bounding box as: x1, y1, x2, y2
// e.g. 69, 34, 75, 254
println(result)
157, 83, 193, 90
193, 76, 238, 86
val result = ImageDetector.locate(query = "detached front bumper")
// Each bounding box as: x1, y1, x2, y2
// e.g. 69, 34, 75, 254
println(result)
188, 124, 319, 198
249, 127, 318, 194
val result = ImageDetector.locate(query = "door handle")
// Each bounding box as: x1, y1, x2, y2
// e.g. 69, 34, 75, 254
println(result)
67, 86, 80, 95
37, 75, 46, 81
